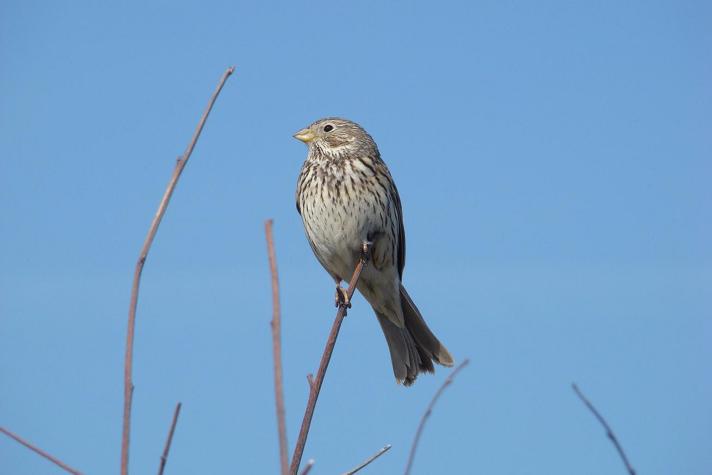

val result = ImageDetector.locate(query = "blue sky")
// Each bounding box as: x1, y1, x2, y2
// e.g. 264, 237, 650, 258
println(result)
1, 1, 710, 474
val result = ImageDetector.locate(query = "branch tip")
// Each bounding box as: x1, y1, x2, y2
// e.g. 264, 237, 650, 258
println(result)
157, 402, 182, 475
404, 358, 470, 475
343, 443, 392, 475
571, 383, 636, 475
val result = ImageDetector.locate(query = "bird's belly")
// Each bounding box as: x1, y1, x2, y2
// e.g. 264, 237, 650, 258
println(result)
302, 193, 377, 280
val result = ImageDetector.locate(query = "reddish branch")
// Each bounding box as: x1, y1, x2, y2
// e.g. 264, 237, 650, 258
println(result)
157, 402, 182, 475
289, 244, 371, 475
0, 426, 83, 475
265, 219, 289, 475
404, 358, 470, 475
572, 383, 636, 475
121, 66, 235, 475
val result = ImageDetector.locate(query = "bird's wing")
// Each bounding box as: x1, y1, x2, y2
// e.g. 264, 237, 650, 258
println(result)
296, 163, 308, 215
392, 178, 406, 279
295, 181, 302, 215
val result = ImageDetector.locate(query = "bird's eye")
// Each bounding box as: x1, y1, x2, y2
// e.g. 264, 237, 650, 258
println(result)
323, 124, 334, 132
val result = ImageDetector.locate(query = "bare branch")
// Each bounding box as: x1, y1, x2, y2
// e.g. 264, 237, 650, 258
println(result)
404, 358, 470, 475
265, 219, 289, 475
121, 66, 235, 475
572, 383, 636, 475
289, 244, 372, 475
298, 459, 315, 475
0, 426, 83, 475
157, 402, 182, 475
343, 444, 392, 475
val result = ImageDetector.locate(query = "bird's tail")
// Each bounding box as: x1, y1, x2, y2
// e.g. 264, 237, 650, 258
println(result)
375, 285, 454, 386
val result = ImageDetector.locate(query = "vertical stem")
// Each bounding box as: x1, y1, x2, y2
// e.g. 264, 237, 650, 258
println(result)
121, 66, 235, 475
265, 220, 289, 475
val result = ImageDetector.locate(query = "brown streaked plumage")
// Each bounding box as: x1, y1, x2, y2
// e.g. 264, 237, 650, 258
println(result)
294, 117, 453, 386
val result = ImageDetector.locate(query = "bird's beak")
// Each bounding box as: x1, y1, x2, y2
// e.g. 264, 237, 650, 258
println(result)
293, 128, 316, 143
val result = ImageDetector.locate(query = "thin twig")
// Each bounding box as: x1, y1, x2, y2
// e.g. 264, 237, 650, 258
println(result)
298, 459, 315, 475
157, 402, 182, 475
0, 426, 83, 475
265, 219, 289, 475
572, 383, 636, 475
404, 358, 470, 475
121, 66, 235, 475
343, 444, 392, 475
289, 244, 371, 475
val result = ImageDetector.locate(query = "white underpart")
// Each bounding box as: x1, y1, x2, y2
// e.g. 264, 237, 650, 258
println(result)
300, 151, 404, 324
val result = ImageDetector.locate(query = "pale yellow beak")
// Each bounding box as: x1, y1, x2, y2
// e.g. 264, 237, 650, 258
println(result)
293, 128, 316, 143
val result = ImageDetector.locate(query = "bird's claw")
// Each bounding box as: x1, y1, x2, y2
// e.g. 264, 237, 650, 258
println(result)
335, 286, 351, 309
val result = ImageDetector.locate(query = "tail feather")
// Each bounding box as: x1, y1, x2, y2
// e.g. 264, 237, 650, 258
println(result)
375, 312, 426, 386
400, 285, 454, 367
375, 286, 453, 386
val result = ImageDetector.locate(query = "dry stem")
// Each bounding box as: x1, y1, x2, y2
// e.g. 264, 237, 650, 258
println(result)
121, 66, 235, 475
343, 444, 392, 475
265, 219, 289, 475
0, 426, 83, 475
404, 358, 470, 475
289, 245, 371, 474
157, 402, 182, 475
572, 383, 636, 475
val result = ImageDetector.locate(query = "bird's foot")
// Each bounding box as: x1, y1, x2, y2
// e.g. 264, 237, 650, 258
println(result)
360, 241, 373, 262
335, 286, 351, 309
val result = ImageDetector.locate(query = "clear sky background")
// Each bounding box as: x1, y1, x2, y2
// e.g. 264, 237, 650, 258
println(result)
1, 1, 710, 474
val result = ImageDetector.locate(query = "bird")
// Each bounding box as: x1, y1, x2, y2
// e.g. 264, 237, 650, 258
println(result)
294, 117, 454, 385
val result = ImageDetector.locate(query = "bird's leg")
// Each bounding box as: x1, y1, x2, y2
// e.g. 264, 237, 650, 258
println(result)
333, 242, 372, 310
361, 240, 373, 262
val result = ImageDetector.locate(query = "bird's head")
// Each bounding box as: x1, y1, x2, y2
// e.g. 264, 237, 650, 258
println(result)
293, 117, 378, 159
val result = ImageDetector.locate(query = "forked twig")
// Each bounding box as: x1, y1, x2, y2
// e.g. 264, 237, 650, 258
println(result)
404, 358, 470, 475
289, 244, 371, 475
572, 383, 636, 475
0, 426, 83, 475
121, 66, 235, 475
157, 402, 182, 475
265, 219, 289, 475
343, 444, 392, 475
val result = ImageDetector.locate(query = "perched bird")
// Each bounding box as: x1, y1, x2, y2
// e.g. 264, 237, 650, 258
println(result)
294, 117, 454, 385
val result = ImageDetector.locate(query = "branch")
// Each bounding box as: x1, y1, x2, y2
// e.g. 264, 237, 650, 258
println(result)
121, 65, 235, 475
0, 426, 83, 475
343, 444, 392, 475
298, 459, 315, 475
404, 358, 470, 475
289, 243, 371, 475
157, 402, 182, 475
572, 383, 636, 475
265, 219, 289, 475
